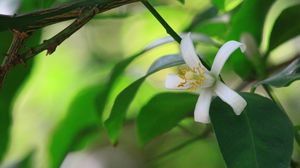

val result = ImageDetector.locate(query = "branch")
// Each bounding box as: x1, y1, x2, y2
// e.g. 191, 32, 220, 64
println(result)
0, 7, 97, 88
148, 126, 212, 162
23, 6, 96, 60
0, 30, 29, 88
1, 0, 138, 32
0, 0, 139, 88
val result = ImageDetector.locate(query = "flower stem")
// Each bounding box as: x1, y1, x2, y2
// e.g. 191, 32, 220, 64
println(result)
141, 1, 182, 43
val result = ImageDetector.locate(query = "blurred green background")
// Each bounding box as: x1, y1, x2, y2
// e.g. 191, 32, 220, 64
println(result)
1, 0, 300, 167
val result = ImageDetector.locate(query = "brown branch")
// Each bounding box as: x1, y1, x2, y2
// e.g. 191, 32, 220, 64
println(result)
1, 0, 138, 32
0, 30, 29, 88
0, 6, 96, 88
0, 0, 139, 88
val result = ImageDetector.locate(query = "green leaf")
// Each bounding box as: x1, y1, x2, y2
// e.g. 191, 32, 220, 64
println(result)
212, 0, 243, 11
193, 21, 228, 39
210, 92, 293, 168
147, 54, 184, 74
227, 0, 275, 78
0, 31, 41, 162
97, 35, 194, 119
177, 0, 185, 4
104, 55, 184, 144
96, 51, 144, 117
294, 125, 300, 147
260, 0, 300, 53
137, 92, 198, 145
16, 151, 34, 168
0, 0, 57, 162
185, 6, 218, 32
49, 85, 101, 168
269, 4, 300, 51
258, 59, 300, 87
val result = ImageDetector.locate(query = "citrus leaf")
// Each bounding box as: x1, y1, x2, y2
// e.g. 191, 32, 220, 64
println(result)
97, 33, 214, 121
210, 92, 293, 168
258, 58, 300, 87
177, 0, 185, 4
96, 37, 176, 119
104, 54, 184, 144
137, 92, 198, 145
186, 6, 219, 32
269, 4, 300, 51
0, 32, 42, 162
0, 0, 57, 162
227, 0, 275, 78
212, 0, 243, 11
260, 0, 300, 53
49, 85, 101, 168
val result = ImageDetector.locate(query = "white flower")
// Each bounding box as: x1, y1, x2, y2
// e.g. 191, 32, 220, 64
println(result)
165, 33, 247, 123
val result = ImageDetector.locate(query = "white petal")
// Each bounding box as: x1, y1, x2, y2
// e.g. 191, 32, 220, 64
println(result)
200, 72, 216, 89
211, 41, 246, 76
165, 74, 188, 90
214, 81, 247, 115
194, 90, 213, 123
180, 33, 203, 69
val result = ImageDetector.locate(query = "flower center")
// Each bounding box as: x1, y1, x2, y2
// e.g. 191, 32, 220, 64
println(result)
177, 65, 206, 90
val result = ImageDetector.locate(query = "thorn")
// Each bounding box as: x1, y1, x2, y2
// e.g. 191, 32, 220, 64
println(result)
46, 44, 57, 55
29, 48, 34, 54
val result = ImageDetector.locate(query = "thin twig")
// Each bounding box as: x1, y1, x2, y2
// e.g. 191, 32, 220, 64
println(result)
141, 0, 211, 70
1, 0, 138, 32
177, 124, 197, 136
262, 84, 286, 114
141, 1, 181, 43
0, 30, 29, 88
147, 125, 211, 162
0, 7, 96, 87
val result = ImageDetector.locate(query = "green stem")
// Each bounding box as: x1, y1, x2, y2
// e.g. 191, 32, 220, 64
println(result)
141, 1, 182, 43
148, 126, 211, 162
262, 84, 285, 112
141, 0, 211, 70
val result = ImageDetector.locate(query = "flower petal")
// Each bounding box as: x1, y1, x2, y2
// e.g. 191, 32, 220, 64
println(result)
200, 72, 215, 89
214, 81, 247, 115
165, 74, 189, 90
194, 90, 213, 123
211, 40, 246, 76
180, 33, 203, 69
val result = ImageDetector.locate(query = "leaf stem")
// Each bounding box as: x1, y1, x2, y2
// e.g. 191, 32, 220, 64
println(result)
262, 84, 285, 112
141, 1, 182, 43
148, 126, 211, 162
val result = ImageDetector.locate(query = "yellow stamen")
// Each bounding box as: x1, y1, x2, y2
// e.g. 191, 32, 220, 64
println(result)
177, 65, 205, 90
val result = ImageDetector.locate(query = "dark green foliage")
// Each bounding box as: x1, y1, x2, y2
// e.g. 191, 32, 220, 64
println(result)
137, 92, 198, 145
104, 55, 184, 144
210, 93, 294, 168
48, 85, 101, 168
269, 4, 300, 51
259, 59, 300, 87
